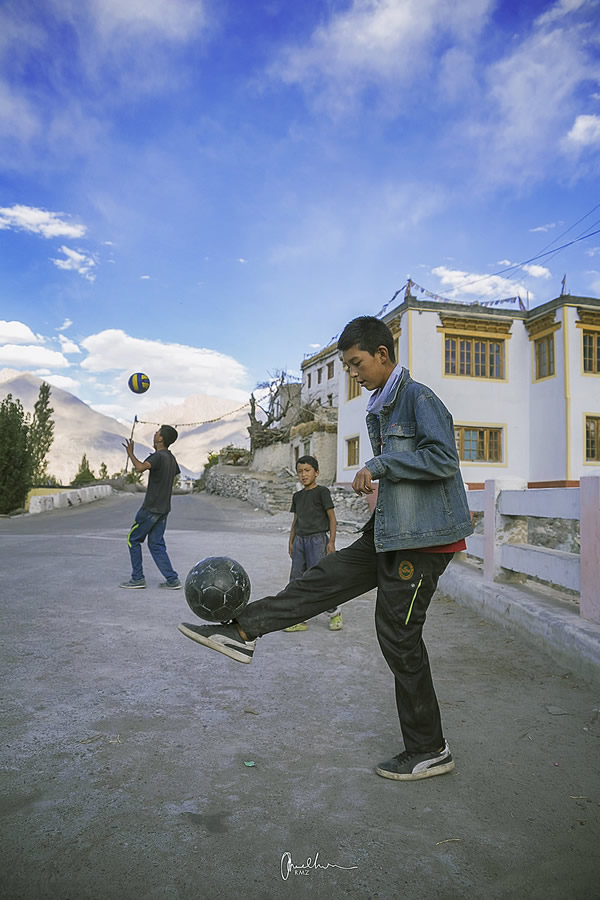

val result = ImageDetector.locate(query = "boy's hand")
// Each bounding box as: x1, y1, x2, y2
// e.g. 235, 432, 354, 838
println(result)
122, 439, 134, 455
353, 466, 374, 495
326, 540, 335, 554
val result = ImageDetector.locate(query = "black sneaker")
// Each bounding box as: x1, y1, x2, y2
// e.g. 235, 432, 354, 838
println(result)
159, 579, 182, 590
177, 622, 256, 664
375, 741, 455, 781
120, 578, 146, 589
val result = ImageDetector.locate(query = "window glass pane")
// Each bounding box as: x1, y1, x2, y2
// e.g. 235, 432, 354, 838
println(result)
445, 338, 456, 374
489, 343, 501, 378
583, 333, 593, 372
474, 342, 486, 377
463, 429, 477, 460
459, 340, 471, 375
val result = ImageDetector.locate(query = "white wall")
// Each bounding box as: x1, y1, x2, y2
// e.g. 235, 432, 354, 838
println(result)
567, 305, 600, 480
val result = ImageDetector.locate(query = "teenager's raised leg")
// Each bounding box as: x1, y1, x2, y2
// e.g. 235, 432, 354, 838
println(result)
237, 529, 379, 639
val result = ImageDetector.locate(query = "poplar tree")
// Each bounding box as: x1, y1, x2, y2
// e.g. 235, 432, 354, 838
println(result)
0, 394, 32, 513
29, 382, 55, 485
72, 454, 96, 486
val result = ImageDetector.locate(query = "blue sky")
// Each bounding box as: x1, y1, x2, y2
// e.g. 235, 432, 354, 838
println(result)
1, 0, 599, 420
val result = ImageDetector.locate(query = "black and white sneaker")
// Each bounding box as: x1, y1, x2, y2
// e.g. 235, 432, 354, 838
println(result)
375, 741, 455, 781
177, 622, 256, 664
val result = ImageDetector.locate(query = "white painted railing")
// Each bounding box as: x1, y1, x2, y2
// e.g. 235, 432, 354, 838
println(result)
464, 477, 600, 625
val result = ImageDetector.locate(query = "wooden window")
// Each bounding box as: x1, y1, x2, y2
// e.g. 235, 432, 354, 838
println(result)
327, 394, 333, 406
586, 416, 600, 462
327, 361, 335, 379
347, 373, 362, 400
445, 335, 504, 379
455, 426, 502, 462
307, 373, 312, 389
535, 334, 555, 379
583, 331, 600, 374
317, 367, 323, 384
346, 436, 360, 467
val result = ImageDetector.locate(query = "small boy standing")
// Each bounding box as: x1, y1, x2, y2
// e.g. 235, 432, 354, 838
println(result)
284, 456, 342, 632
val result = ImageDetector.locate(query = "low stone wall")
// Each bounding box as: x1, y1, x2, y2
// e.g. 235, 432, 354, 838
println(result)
205, 464, 370, 522
29, 485, 114, 514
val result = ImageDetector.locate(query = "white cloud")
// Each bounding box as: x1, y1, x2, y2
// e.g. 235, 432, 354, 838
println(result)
57, 318, 73, 331
41, 373, 81, 392
51, 246, 97, 281
0, 82, 41, 143
536, 0, 588, 26
586, 269, 600, 295
585, 246, 600, 257
0, 320, 42, 344
432, 265, 529, 300
58, 335, 82, 354
238, 258, 247, 264
565, 114, 600, 148
79, 329, 249, 401
0, 367, 23, 383
140, 274, 151, 279
0, 204, 86, 239
529, 223, 557, 233
271, 0, 494, 115
85, 0, 206, 41
523, 264, 552, 279
0, 344, 70, 369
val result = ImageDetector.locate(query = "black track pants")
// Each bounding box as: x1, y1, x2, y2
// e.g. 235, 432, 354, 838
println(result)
237, 528, 453, 752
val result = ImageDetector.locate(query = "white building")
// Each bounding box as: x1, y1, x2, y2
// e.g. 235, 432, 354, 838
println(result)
301, 343, 340, 408
335, 293, 600, 489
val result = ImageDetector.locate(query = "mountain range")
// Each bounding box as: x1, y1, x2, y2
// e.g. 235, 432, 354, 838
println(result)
0, 372, 250, 484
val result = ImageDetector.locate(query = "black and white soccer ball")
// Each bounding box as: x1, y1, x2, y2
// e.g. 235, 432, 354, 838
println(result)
184, 556, 251, 623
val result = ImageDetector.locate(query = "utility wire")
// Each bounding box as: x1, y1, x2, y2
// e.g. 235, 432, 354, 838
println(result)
445, 226, 600, 295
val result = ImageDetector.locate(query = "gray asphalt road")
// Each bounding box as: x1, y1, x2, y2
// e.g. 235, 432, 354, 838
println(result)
1, 492, 599, 900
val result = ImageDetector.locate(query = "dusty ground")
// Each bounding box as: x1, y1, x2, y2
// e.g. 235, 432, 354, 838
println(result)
0, 492, 599, 899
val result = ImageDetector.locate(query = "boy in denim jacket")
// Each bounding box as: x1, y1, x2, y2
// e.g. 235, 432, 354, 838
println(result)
179, 316, 473, 782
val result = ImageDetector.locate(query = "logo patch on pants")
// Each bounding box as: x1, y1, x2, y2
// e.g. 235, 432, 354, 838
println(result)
398, 560, 414, 580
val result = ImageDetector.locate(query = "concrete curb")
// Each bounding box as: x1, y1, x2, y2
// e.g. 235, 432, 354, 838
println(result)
438, 559, 600, 686
28, 485, 114, 514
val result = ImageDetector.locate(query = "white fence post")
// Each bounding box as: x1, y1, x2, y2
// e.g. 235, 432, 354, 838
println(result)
483, 478, 528, 583
580, 475, 600, 624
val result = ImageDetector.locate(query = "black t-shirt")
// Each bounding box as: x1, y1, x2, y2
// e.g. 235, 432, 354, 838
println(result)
291, 485, 334, 535
143, 449, 180, 515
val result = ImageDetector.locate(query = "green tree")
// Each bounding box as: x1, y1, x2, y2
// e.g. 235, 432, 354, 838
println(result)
72, 453, 96, 486
98, 461, 109, 480
0, 394, 32, 513
28, 382, 55, 485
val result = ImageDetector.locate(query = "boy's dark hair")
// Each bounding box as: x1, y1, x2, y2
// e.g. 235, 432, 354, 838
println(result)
159, 425, 178, 447
338, 315, 396, 363
296, 455, 319, 472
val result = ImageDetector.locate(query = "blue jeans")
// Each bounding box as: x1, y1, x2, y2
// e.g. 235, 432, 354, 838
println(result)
127, 506, 178, 582
290, 533, 339, 617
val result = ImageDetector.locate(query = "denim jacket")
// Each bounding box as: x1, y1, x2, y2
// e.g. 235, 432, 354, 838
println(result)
364, 368, 473, 552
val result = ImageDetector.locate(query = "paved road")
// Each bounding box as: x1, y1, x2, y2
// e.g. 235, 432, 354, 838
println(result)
1, 492, 599, 899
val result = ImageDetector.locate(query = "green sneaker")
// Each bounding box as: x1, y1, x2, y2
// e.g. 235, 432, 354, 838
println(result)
283, 622, 308, 632
329, 612, 343, 631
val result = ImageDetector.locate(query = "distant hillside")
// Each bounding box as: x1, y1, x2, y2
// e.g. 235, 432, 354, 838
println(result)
134, 394, 250, 475
0, 373, 250, 484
